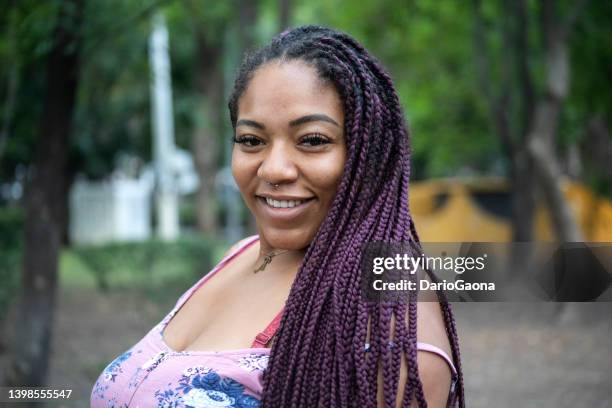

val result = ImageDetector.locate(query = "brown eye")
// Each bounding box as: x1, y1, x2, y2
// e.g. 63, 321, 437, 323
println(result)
299, 133, 331, 147
233, 135, 264, 147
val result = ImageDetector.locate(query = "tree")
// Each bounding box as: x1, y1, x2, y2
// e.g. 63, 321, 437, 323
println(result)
472, 0, 587, 244
295, 0, 497, 180
176, 0, 231, 234
472, 0, 538, 243
175, 0, 260, 234
4, 0, 84, 387
525, 0, 587, 243
279, 0, 292, 31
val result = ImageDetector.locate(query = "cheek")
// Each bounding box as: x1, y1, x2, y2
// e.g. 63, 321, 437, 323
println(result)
308, 151, 346, 202
231, 150, 258, 195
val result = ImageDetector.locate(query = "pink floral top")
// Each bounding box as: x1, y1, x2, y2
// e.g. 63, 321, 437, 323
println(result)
90, 235, 275, 407
90, 235, 458, 407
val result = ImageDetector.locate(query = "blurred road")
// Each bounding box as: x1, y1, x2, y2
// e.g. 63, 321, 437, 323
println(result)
6, 288, 609, 407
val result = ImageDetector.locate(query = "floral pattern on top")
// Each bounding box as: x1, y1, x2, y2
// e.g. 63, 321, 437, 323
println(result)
236, 354, 269, 373
155, 365, 260, 407
105, 350, 133, 381
92, 349, 138, 403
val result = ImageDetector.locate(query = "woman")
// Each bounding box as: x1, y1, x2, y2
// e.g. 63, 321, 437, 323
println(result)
91, 25, 464, 407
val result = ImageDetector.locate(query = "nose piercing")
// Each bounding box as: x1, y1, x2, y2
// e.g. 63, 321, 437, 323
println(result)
268, 182, 280, 189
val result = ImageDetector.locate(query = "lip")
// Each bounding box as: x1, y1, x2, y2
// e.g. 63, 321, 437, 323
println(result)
255, 195, 315, 221
256, 193, 315, 201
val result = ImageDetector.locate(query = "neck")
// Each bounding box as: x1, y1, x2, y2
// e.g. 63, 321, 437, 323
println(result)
256, 234, 307, 271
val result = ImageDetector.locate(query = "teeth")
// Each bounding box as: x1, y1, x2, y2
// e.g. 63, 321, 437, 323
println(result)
265, 197, 305, 208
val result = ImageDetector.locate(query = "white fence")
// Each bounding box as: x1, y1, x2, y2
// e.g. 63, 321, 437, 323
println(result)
69, 178, 152, 245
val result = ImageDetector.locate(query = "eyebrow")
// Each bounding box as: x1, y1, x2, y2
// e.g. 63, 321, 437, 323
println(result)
235, 114, 341, 130
235, 119, 265, 130
289, 114, 340, 128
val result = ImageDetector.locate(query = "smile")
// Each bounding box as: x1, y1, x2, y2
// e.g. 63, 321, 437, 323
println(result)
264, 197, 307, 208
255, 195, 315, 220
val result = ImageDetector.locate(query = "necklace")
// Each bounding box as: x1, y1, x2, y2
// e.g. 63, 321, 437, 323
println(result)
254, 249, 289, 273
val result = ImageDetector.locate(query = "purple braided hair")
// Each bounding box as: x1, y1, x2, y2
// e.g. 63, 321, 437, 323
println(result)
228, 25, 465, 407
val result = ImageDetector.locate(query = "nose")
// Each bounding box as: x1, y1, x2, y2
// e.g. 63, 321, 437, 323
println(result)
257, 140, 298, 186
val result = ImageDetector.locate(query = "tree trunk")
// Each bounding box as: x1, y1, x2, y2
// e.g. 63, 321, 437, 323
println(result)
236, 0, 259, 234
531, 0, 588, 322
238, 0, 258, 53
511, 0, 537, 243
526, 0, 583, 244
192, 31, 225, 233
582, 116, 612, 180
472, 0, 537, 245
278, 0, 292, 32
527, 115, 583, 243
3, 0, 83, 388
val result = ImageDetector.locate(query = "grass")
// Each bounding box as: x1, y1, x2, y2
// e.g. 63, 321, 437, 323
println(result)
58, 236, 230, 304
59, 250, 97, 289
2, 229, 231, 320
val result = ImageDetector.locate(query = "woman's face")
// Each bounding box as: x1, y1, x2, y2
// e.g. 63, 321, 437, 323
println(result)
232, 60, 346, 250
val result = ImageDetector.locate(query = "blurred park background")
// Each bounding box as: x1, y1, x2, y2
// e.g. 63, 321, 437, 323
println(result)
0, 0, 611, 406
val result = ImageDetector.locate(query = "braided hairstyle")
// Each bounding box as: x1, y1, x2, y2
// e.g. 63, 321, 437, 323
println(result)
228, 25, 464, 407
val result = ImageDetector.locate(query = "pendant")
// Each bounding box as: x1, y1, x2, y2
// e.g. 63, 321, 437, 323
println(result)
254, 254, 273, 273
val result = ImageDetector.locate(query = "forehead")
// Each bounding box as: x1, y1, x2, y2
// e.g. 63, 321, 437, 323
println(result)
237, 60, 343, 125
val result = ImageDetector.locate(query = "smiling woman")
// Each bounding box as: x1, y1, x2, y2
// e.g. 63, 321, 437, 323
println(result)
232, 60, 346, 251
91, 25, 464, 408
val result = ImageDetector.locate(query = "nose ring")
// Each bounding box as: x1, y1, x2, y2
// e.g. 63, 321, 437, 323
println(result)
268, 182, 280, 189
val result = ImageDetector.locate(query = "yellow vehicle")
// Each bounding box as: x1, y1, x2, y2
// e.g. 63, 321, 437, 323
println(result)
409, 177, 612, 242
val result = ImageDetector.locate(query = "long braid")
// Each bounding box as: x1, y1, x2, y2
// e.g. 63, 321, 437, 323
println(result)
228, 25, 464, 407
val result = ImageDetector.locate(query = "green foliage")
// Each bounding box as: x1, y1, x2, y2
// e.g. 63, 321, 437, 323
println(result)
0, 206, 24, 321
72, 0, 162, 179
294, 0, 498, 178
69, 235, 225, 301
179, 194, 199, 228
0, 206, 23, 247
566, 2, 612, 198
0, 1, 59, 180
570, 2, 612, 119
1, 0, 610, 214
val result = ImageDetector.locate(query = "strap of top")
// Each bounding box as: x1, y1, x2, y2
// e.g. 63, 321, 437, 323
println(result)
171, 235, 259, 312
416, 341, 457, 375
363, 340, 457, 376
417, 342, 459, 406
222, 235, 260, 264
251, 307, 284, 348
229, 235, 284, 349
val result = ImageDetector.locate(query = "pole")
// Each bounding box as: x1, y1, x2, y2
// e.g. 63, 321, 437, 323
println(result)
149, 12, 179, 240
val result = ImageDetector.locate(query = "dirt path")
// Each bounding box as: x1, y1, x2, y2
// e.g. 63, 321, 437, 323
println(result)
37, 289, 612, 407
45, 286, 176, 407
453, 303, 612, 407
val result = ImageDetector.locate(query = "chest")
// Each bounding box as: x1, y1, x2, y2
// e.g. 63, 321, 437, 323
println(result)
163, 257, 296, 352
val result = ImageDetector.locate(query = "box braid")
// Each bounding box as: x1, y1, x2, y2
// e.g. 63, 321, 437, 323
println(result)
228, 25, 464, 408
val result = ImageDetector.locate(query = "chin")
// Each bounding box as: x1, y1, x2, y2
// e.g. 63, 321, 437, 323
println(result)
260, 226, 314, 250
